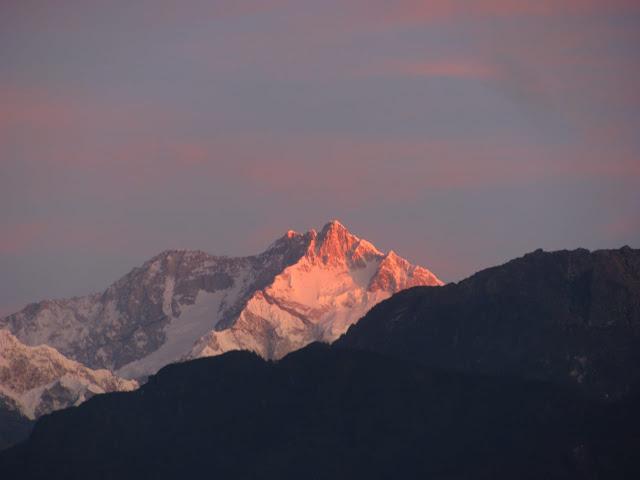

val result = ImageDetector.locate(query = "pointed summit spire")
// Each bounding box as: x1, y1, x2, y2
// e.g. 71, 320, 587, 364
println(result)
320, 220, 347, 234
313, 220, 361, 265
318, 220, 354, 241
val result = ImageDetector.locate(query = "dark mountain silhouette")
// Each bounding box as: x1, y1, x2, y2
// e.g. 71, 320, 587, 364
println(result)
337, 247, 640, 397
0, 400, 33, 451
1, 344, 639, 479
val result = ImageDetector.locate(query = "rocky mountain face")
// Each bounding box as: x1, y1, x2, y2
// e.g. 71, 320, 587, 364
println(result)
0, 330, 138, 419
0, 221, 442, 382
337, 246, 640, 397
2, 344, 638, 479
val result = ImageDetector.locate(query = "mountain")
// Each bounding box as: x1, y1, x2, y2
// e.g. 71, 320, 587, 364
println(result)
0, 221, 442, 380
337, 246, 640, 397
1, 344, 638, 479
3, 247, 639, 476
0, 396, 33, 452
0, 330, 137, 420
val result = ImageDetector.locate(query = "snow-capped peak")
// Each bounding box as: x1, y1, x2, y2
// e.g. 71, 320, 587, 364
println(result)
318, 220, 354, 242
1, 221, 443, 382
304, 220, 364, 267
0, 329, 137, 419
368, 250, 443, 292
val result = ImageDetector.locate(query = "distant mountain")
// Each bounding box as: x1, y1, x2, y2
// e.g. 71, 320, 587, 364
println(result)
0, 330, 137, 419
337, 247, 640, 397
0, 221, 441, 381
1, 344, 638, 479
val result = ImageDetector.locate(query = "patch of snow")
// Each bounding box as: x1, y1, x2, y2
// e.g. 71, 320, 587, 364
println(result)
162, 275, 175, 317
350, 257, 383, 289
116, 276, 246, 379
0, 329, 137, 418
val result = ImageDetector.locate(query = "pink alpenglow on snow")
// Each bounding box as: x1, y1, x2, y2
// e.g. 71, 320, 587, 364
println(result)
1, 221, 442, 380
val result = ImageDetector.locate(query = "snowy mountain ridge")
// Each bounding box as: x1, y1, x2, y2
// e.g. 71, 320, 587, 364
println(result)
1, 221, 443, 382
0, 330, 137, 419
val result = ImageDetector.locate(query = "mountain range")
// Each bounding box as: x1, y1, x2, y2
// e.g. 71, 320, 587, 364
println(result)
0, 221, 441, 428
2, 341, 638, 479
1, 227, 638, 478
337, 246, 640, 398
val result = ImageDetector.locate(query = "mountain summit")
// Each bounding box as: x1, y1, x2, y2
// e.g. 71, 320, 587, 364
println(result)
1, 221, 442, 381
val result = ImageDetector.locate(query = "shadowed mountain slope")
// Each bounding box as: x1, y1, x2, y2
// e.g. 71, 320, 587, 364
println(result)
1, 344, 638, 479
337, 247, 640, 397
0, 399, 33, 452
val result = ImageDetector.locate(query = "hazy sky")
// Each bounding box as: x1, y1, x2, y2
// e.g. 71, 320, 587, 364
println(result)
1, 0, 639, 315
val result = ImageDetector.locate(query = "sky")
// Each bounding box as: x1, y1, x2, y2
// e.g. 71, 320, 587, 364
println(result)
1, 0, 639, 316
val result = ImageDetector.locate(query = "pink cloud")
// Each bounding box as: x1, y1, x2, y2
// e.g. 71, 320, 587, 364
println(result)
343, 11, 639, 119
4, 76, 636, 216
0, 216, 185, 258
0, 89, 78, 130
1, 1, 289, 36
0, 218, 123, 255
0, 221, 49, 255
367, 59, 496, 80
0, 83, 217, 173
146, 0, 289, 25
0, 84, 184, 158
348, 0, 640, 26
230, 133, 640, 207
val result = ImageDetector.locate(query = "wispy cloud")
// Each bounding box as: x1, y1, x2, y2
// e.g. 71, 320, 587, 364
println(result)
347, 0, 640, 26
0, 221, 49, 255
367, 59, 495, 79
